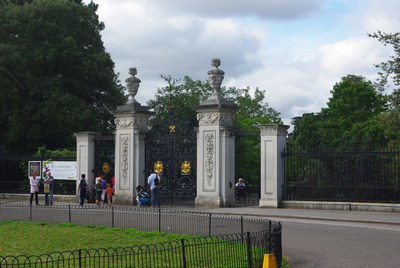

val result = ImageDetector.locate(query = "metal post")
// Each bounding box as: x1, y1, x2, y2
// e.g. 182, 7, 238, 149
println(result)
78, 249, 82, 268
208, 213, 212, 237
112, 206, 115, 227
158, 208, 161, 232
170, 133, 174, 206
241, 216, 244, 241
180, 239, 187, 268
29, 205, 32, 221
246, 232, 253, 268
68, 205, 71, 223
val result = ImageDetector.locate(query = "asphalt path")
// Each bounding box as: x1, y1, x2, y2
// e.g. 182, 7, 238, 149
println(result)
2, 197, 400, 267
269, 217, 400, 268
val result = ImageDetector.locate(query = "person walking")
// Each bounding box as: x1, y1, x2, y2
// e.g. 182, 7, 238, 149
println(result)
106, 183, 114, 205
44, 171, 55, 206
29, 175, 40, 205
94, 176, 103, 206
100, 175, 107, 204
78, 174, 88, 206
147, 171, 161, 208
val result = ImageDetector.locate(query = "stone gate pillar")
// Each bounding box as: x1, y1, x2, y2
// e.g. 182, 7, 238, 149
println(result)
195, 59, 237, 208
258, 124, 289, 208
112, 68, 152, 205
75, 132, 99, 200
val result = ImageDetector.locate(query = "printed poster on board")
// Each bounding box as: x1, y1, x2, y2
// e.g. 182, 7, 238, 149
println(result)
43, 161, 77, 180
28, 161, 41, 179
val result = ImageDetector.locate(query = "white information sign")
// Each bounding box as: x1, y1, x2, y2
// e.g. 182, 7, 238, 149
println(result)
43, 161, 77, 180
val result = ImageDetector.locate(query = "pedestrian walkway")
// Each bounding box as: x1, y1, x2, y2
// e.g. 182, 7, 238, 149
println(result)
1, 194, 399, 226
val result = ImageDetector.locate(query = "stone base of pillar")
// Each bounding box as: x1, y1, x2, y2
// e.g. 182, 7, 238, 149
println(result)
195, 196, 222, 208
113, 195, 134, 206
259, 198, 280, 208
195, 196, 235, 208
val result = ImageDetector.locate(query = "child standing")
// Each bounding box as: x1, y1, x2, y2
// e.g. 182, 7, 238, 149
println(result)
94, 177, 103, 206
106, 183, 114, 204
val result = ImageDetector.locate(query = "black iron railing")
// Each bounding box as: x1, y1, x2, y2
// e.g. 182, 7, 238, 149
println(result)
283, 146, 400, 202
0, 204, 282, 267
234, 185, 261, 206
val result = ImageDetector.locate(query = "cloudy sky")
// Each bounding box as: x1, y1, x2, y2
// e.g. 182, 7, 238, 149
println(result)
86, 0, 399, 126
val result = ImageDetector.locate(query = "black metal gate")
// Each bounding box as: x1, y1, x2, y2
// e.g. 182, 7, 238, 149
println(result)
94, 135, 115, 183
145, 123, 197, 205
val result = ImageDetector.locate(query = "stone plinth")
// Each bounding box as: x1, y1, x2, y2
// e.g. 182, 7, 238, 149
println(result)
74, 132, 100, 201
195, 59, 238, 208
258, 124, 289, 208
112, 103, 152, 205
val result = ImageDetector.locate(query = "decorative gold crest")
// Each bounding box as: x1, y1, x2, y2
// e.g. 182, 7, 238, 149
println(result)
169, 125, 176, 133
181, 160, 191, 175
102, 162, 110, 174
154, 161, 163, 174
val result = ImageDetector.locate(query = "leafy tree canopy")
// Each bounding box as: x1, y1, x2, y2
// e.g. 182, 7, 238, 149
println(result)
370, 29, 400, 145
147, 75, 212, 130
147, 76, 282, 129
289, 75, 387, 149
0, 0, 126, 153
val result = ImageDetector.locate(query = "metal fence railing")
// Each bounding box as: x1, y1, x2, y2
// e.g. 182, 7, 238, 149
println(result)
0, 204, 282, 267
283, 146, 400, 203
234, 185, 261, 206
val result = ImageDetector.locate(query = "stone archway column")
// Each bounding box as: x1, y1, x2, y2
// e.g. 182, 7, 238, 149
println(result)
195, 59, 237, 208
258, 124, 289, 208
112, 111, 151, 205
112, 68, 153, 205
195, 109, 236, 208
75, 132, 100, 200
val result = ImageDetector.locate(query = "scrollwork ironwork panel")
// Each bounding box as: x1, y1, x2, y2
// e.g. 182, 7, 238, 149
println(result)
145, 124, 197, 205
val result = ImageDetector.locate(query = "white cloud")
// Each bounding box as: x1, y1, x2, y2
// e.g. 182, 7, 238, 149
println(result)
86, 0, 399, 127
147, 0, 323, 19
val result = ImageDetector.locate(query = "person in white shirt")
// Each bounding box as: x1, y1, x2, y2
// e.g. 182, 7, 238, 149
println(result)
235, 178, 246, 201
29, 175, 40, 205
147, 171, 161, 208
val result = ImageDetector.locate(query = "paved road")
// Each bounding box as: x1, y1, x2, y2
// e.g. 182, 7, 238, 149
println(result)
272, 217, 400, 268
2, 196, 400, 267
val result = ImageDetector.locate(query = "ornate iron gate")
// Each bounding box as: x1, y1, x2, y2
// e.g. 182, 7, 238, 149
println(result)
94, 135, 115, 183
145, 123, 197, 205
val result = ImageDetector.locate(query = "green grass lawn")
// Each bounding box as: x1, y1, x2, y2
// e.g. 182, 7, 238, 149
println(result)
0, 221, 287, 267
0, 221, 194, 256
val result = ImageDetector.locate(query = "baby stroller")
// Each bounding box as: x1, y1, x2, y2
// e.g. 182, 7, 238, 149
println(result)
135, 185, 149, 207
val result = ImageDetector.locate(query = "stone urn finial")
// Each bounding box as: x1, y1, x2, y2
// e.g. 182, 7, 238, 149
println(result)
208, 58, 225, 95
125, 67, 141, 104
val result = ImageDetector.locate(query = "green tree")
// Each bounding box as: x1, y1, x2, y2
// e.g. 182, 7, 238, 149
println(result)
287, 113, 326, 151
322, 75, 386, 148
0, 0, 126, 153
147, 75, 212, 129
289, 75, 387, 149
369, 30, 400, 145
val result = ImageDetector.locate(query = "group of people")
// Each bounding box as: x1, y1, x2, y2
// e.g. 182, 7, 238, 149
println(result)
31, 169, 245, 207
76, 171, 161, 208
78, 173, 115, 206
29, 172, 54, 206
31, 171, 244, 207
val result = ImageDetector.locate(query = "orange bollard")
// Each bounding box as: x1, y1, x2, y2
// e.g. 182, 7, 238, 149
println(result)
262, 253, 276, 268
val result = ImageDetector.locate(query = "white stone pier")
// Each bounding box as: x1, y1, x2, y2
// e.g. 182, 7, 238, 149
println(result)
74, 132, 99, 200
195, 59, 237, 208
258, 124, 289, 208
112, 68, 152, 205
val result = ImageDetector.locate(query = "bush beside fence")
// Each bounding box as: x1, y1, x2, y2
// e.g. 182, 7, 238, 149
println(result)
0, 204, 282, 267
